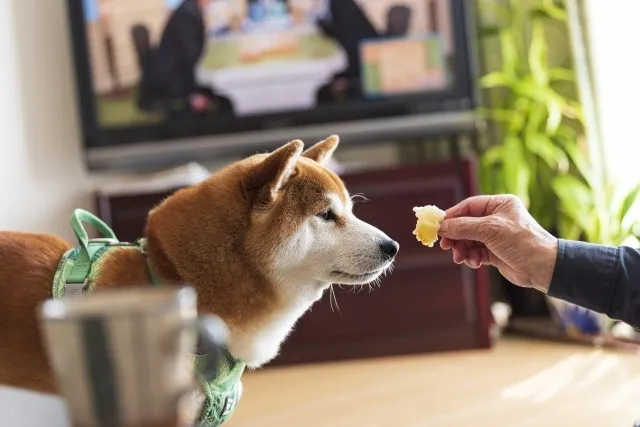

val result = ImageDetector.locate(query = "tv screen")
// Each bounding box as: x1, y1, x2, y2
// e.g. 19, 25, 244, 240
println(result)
69, 0, 477, 169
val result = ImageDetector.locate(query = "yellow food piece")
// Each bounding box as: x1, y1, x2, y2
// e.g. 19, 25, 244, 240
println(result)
412, 205, 446, 247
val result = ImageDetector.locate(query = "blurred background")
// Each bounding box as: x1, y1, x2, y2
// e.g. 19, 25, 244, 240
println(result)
1, 0, 640, 426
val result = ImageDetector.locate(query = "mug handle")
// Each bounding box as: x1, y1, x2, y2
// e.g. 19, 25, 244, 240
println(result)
162, 314, 230, 404
193, 315, 230, 383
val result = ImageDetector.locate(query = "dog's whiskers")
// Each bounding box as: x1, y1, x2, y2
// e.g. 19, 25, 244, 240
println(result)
350, 193, 369, 204
330, 260, 394, 297
329, 284, 341, 314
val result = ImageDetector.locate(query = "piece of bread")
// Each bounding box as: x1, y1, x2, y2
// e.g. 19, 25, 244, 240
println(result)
412, 205, 446, 247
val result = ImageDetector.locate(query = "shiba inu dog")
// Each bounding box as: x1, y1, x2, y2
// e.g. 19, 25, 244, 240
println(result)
0, 136, 399, 422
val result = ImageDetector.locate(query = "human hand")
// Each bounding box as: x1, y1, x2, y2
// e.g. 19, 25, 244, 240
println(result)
190, 93, 211, 112
331, 77, 350, 93
438, 194, 559, 292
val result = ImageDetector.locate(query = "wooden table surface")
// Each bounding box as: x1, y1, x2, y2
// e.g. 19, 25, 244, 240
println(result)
228, 337, 640, 427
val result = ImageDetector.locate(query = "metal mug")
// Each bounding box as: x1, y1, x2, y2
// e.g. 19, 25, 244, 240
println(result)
39, 286, 227, 427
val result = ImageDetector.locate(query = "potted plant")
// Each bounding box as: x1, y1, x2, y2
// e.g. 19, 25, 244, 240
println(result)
476, 0, 584, 315
477, 0, 640, 339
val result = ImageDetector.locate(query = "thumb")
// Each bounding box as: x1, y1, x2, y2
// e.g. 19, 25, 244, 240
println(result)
439, 217, 488, 242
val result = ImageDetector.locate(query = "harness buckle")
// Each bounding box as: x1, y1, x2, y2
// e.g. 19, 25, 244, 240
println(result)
64, 279, 88, 299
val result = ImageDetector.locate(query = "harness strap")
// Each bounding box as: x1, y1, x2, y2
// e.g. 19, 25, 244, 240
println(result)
60, 210, 161, 296
67, 209, 118, 287
56, 210, 245, 426
136, 238, 162, 287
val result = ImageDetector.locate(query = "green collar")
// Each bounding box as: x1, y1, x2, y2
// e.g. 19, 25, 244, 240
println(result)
54, 209, 246, 426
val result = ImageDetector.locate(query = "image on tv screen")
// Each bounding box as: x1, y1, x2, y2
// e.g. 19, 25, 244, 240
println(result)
82, 0, 456, 128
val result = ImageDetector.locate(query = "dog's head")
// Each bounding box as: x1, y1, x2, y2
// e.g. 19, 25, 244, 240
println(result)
239, 136, 398, 293
146, 137, 398, 352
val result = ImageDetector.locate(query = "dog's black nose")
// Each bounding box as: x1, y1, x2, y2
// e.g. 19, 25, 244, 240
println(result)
380, 239, 400, 260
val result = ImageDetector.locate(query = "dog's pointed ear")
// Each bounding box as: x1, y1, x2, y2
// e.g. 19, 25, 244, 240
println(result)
302, 135, 339, 165
246, 140, 303, 206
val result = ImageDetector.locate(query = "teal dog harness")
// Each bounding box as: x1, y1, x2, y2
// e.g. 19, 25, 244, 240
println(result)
53, 209, 245, 426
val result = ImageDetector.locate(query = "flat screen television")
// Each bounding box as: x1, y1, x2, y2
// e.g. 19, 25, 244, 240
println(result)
68, 0, 478, 171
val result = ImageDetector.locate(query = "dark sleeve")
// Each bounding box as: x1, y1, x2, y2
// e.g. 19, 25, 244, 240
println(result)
548, 239, 640, 328
172, 11, 204, 95
316, 19, 337, 39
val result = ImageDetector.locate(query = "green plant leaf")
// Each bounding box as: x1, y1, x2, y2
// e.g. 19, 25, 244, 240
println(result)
478, 25, 503, 38
555, 131, 595, 189
546, 100, 563, 134
549, 67, 575, 83
476, 107, 521, 123
499, 29, 519, 79
514, 96, 532, 112
503, 135, 530, 206
480, 71, 512, 89
556, 124, 578, 140
477, 0, 511, 25
528, 18, 549, 85
558, 214, 582, 241
552, 174, 594, 232
530, 4, 567, 21
513, 98, 535, 133
618, 182, 640, 224
526, 133, 569, 172
480, 160, 505, 195
515, 81, 570, 113
553, 175, 592, 209
480, 157, 498, 195
563, 102, 584, 123
482, 144, 503, 165
476, 108, 525, 134
624, 234, 640, 247
524, 102, 546, 136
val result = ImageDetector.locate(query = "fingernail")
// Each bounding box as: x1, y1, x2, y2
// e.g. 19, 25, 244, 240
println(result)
439, 221, 448, 233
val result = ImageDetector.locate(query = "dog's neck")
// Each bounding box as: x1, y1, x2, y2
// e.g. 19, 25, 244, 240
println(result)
143, 232, 327, 367
228, 279, 328, 367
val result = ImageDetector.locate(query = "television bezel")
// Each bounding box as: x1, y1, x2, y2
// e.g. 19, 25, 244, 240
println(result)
67, 0, 480, 170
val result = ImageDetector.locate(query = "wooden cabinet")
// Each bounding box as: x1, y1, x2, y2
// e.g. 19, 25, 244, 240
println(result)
96, 159, 492, 366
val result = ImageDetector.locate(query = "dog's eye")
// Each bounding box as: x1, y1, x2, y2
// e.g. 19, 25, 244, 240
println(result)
317, 209, 337, 221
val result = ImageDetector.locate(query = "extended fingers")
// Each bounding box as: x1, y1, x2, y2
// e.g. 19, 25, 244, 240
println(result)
444, 240, 491, 269
464, 247, 491, 269
444, 195, 495, 219
440, 237, 454, 250
441, 237, 473, 255
452, 241, 466, 264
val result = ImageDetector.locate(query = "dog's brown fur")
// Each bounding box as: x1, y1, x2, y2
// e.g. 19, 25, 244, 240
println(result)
0, 137, 343, 395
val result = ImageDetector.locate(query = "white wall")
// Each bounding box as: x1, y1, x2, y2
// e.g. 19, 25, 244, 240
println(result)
585, 0, 640, 192
0, 0, 90, 242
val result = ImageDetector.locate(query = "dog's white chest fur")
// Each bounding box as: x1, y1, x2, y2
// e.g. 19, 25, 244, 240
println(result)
227, 284, 325, 368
